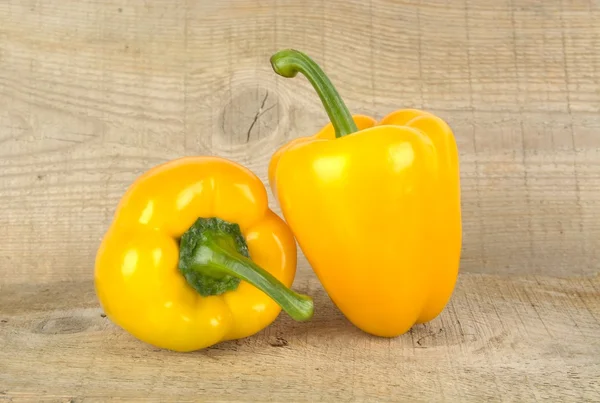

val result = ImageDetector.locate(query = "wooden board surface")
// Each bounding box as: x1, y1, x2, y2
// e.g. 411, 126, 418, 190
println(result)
1, 271, 600, 401
1, 0, 599, 401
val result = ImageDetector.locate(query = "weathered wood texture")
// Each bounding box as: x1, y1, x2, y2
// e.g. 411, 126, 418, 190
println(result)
1, 272, 599, 401
1, 0, 599, 401
0, 0, 598, 283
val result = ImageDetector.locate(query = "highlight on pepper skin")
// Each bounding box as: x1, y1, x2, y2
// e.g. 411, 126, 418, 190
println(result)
94, 156, 313, 352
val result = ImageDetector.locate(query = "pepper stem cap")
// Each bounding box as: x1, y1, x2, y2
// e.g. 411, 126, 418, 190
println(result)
179, 217, 313, 322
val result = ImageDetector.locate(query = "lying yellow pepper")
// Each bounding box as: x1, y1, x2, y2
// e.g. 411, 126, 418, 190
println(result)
95, 156, 313, 352
268, 49, 462, 337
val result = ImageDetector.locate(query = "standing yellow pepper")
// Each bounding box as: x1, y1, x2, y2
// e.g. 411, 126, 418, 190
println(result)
95, 156, 313, 352
268, 49, 462, 337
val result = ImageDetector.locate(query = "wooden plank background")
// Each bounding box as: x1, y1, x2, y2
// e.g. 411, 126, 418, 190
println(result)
0, 0, 599, 401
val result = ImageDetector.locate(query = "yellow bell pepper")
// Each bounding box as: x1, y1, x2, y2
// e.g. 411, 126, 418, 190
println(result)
95, 156, 313, 352
268, 49, 462, 338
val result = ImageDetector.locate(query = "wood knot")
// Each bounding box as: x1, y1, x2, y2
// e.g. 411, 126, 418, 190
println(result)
33, 316, 92, 335
218, 87, 282, 146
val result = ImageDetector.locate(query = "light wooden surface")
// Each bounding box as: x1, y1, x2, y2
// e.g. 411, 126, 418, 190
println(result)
1, 0, 599, 401
1, 271, 599, 401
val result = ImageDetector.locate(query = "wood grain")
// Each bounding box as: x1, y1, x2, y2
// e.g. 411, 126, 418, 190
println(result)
0, 0, 599, 283
1, 0, 599, 285
1, 0, 599, 400
1, 271, 599, 401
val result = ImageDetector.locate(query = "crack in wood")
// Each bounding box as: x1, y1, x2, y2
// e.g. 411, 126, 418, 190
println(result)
246, 91, 270, 143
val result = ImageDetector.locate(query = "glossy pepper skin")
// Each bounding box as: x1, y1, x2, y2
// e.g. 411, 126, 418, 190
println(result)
268, 50, 462, 338
95, 156, 313, 352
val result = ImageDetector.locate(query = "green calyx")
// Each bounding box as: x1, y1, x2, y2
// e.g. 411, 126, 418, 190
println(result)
270, 49, 358, 138
179, 217, 247, 296
178, 217, 314, 322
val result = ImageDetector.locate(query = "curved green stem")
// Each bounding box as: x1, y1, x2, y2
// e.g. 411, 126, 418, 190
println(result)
270, 49, 358, 138
178, 217, 313, 321
198, 241, 313, 321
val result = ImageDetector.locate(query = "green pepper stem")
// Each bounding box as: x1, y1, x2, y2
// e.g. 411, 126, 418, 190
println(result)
270, 49, 358, 138
189, 241, 313, 322
179, 217, 313, 321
